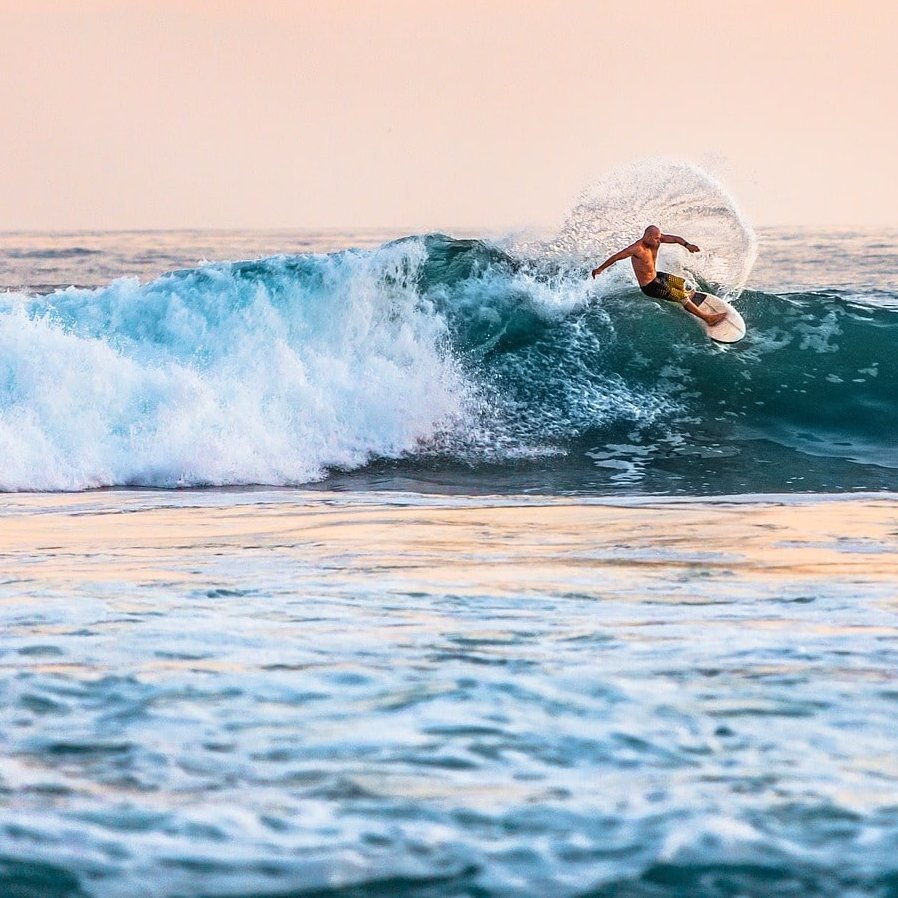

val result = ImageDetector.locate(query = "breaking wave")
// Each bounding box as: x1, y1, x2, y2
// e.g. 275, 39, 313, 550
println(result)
1, 163, 894, 493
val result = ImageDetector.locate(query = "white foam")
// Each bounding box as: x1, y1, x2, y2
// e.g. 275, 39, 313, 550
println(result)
0, 241, 467, 491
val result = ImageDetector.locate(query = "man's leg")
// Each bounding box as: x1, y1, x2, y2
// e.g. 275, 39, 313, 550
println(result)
682, 294, 727, 326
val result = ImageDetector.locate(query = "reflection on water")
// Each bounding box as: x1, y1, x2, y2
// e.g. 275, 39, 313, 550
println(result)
1, 492, 897, 896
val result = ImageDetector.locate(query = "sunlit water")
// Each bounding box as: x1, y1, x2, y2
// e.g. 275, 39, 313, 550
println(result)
2, 491, 897, 897
2, 200, 898, 896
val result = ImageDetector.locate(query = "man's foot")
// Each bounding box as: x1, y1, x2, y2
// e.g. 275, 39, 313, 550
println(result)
704, 311, 728, 327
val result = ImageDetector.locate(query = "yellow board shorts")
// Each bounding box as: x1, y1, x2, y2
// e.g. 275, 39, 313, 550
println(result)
639, 271, 692, 305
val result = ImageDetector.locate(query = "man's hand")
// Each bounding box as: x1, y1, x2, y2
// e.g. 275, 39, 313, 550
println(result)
591, 267, 601, 278
685, 242, 700, 253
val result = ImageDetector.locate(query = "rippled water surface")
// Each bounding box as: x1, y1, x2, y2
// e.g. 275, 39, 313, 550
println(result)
2, 491, 897, 897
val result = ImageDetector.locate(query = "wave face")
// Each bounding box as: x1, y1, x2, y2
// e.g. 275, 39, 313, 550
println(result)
1, 166, 896, 494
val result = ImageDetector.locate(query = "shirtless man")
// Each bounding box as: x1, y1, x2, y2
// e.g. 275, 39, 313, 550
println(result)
591, 225, 727, 326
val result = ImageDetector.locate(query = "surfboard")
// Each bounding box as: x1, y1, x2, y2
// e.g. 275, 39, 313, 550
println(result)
693, 293, 746, 343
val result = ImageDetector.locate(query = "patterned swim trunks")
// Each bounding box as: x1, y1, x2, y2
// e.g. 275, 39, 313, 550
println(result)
639, 271, 693, 305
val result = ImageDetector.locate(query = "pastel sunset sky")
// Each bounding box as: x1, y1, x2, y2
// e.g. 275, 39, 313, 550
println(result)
2, 0, 895, 230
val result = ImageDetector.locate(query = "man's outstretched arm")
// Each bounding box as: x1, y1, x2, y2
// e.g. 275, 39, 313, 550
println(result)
660, 234, 700, 253
591, 244, 635, 278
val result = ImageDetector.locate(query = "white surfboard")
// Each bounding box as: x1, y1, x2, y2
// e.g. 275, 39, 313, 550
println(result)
693, 293, 746, 343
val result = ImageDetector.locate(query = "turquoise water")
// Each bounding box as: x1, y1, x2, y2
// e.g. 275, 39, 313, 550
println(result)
2, 164, 898, 896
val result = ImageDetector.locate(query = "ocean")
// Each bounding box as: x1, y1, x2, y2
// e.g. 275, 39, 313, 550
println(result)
1, 164, 897, 897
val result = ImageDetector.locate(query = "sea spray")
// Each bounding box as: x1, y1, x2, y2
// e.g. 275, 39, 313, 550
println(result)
509, 159, 758, 296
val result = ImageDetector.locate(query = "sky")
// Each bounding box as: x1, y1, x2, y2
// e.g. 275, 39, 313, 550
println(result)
1, 0, 896, 231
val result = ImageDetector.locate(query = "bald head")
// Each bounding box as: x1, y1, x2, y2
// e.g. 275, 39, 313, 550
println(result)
641, 225, 662, 248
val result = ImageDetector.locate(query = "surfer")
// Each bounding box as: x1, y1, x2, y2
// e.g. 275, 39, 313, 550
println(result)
591, 225, 727, 326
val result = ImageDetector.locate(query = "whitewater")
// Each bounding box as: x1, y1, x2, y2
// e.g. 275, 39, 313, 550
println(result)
2, 162, 894, 494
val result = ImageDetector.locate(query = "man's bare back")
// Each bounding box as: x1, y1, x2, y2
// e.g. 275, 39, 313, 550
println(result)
590, 225, 727, 327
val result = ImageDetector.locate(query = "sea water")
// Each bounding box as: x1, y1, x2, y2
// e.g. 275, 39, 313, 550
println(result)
1, 162, 897, 897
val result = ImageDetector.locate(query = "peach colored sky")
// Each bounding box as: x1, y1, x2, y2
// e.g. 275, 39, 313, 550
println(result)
1, 0, 895, 231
